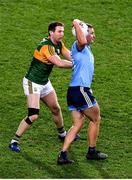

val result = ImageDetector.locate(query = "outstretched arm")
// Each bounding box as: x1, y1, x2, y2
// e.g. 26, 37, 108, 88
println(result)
48, 54, 72, 68
61, 48, 72, 61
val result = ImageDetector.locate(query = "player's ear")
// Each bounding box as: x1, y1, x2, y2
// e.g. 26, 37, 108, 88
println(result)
49, 31, 54, 36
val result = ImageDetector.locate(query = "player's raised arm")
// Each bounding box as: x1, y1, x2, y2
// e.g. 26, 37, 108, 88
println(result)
72, 19, 87, 50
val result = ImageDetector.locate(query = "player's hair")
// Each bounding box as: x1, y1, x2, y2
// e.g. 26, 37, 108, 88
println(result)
86, 23, 93, 28
48, 22, 64, 35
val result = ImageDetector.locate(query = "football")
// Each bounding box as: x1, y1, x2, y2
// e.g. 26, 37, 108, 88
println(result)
72, 20, 88, 37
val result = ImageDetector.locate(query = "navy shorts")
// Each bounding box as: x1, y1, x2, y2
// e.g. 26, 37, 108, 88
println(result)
67, 86, 97, 111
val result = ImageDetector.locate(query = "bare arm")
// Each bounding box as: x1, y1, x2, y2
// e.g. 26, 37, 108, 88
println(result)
73, 19, 87, 50
61, 48, 72, 61
48, 54, 72, 68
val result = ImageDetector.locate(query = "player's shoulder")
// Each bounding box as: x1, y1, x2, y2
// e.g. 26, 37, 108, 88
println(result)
36, 37, 54, 51
60, 40, 65, 46
72, 41, 78, 50
72, 41, 86, 52
41, 37, 53, 46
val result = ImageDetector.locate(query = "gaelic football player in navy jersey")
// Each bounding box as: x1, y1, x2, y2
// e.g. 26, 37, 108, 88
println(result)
57, 19, 108, 164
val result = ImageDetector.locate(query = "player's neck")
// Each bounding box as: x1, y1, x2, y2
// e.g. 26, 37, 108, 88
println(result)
49, 36, 58, 45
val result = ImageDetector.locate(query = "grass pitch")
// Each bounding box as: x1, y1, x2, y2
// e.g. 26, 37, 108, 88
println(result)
0, 0, 132, 178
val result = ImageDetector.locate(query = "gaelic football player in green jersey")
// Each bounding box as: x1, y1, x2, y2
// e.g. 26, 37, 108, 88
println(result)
9, 22, 79, 152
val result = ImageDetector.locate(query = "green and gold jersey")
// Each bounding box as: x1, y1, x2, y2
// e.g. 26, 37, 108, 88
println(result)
25, 37, 68, 85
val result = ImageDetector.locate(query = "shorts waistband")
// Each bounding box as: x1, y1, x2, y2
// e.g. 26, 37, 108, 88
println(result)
69, 86, 90, 90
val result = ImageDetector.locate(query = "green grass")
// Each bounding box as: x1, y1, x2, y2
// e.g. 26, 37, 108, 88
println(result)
0, 0, 132, 178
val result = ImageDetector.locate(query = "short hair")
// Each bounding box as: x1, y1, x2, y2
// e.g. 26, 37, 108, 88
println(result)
48, 22, 64, 35
86, 23, 93, 28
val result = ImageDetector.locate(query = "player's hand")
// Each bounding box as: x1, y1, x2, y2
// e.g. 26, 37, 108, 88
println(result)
72, 19, 83, 27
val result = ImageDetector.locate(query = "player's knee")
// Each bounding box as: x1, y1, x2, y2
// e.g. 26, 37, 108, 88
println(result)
29, 114, 39, 122
92, 115, 101, 123
27, 108, 39, 123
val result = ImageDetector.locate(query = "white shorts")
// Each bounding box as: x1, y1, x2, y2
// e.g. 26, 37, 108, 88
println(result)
23, 77, 54, 98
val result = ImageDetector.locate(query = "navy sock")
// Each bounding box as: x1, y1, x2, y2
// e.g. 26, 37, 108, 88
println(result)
57, 126, 65, 134
88, 147, 96, 154
60, 151, 67, 159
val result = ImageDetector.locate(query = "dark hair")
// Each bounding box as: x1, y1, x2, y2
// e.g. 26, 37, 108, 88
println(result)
86, 23, 93, 28
48, 22, 64, 35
